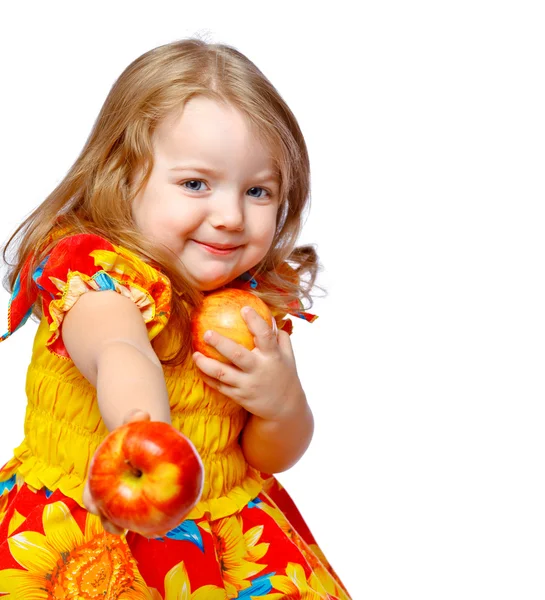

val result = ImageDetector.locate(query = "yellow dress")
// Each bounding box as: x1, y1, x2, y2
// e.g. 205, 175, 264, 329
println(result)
0, 232, 351, 599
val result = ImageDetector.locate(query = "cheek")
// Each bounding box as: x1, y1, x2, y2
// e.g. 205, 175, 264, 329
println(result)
132, 199, 159, 236
132, 185, 178, 232
131, 198, 146, 232
263, 208, 280, 244
265, 223, 277, 248
131, 182, 159, 230
250, 211, 278, 257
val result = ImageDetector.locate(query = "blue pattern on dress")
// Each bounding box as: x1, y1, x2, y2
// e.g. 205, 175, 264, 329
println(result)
237, 271, 258, 289
248, 497, 263, 508
236, 573, 275, 597
94, 272, 116, 291
32, 257, 50, 293
153, 520, 204, 552
0, 475, 16, 495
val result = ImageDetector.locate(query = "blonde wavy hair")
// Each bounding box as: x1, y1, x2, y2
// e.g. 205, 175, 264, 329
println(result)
2, 38, 320, 365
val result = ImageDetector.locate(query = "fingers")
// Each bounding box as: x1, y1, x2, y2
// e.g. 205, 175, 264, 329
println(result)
100, 514, 125, 536
82, 480, 98, 514
276, 329, 296, 362
197, 371, 242, 403
241, 306, 278, 353
196, 309, 278, 367
192, 351, 240, 388
84, 480, 125, 536
196, 329, 254, 371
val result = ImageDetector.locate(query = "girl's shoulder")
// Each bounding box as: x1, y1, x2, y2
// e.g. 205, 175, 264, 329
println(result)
39, 230, 171, 296
1, 229, 172, 358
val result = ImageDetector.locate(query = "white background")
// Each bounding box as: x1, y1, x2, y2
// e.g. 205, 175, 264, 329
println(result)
0, 1, 544, 598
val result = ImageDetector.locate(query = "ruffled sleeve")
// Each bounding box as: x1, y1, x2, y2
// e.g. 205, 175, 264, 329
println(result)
1, 233, 171, 358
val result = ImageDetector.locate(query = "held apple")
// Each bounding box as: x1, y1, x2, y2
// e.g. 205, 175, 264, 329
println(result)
191, 288, 276, 363
88, 421, 204, 537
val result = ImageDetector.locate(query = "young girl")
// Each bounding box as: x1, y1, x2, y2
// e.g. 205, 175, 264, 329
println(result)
0, 38, 351, 599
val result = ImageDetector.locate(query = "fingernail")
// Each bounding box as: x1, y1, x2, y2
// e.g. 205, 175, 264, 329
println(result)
203, 331, 212, 341
241, 306, 251, 316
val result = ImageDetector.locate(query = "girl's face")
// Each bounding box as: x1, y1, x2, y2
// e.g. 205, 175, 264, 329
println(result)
132, 96, 280, 291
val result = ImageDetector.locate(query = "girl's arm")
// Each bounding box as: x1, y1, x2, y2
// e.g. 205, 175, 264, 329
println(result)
62, 290, 171, 431
193, 307, 314, 474
240, 391, 314, 473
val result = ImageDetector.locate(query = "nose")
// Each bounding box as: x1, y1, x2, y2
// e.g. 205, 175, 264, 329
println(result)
209, 193, 244, 231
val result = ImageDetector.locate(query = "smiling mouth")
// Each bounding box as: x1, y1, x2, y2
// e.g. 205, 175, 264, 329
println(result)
194, 241, 241, 255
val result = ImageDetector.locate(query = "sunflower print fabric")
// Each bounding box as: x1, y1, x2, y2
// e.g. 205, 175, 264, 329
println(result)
0, 475, 350, 599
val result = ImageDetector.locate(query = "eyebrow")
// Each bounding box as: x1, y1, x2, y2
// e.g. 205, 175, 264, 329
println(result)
169, 165, 280, 184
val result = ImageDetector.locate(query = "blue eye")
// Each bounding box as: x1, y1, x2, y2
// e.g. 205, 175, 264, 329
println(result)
180, 180, 272, 199
182, 180, 207, 191
247, 187, 270, 199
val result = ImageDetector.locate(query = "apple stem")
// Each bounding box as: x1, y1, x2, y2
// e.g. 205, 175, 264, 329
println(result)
125, 459, 143, 478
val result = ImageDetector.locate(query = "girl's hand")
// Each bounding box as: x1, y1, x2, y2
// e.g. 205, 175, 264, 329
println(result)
192, 307, 306, 421
83, 409, 151, 535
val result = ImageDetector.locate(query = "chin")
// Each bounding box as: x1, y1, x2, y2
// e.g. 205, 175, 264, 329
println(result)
188, 276, 226, 292
195, 283, 221, 292
191, 270, 247, 292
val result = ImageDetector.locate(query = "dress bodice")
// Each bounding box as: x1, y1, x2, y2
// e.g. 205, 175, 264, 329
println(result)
1, 233, 266, 520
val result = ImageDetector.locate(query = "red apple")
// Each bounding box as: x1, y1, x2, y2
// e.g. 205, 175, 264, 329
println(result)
191, 288, 275, 363
88, 421, 204, 537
